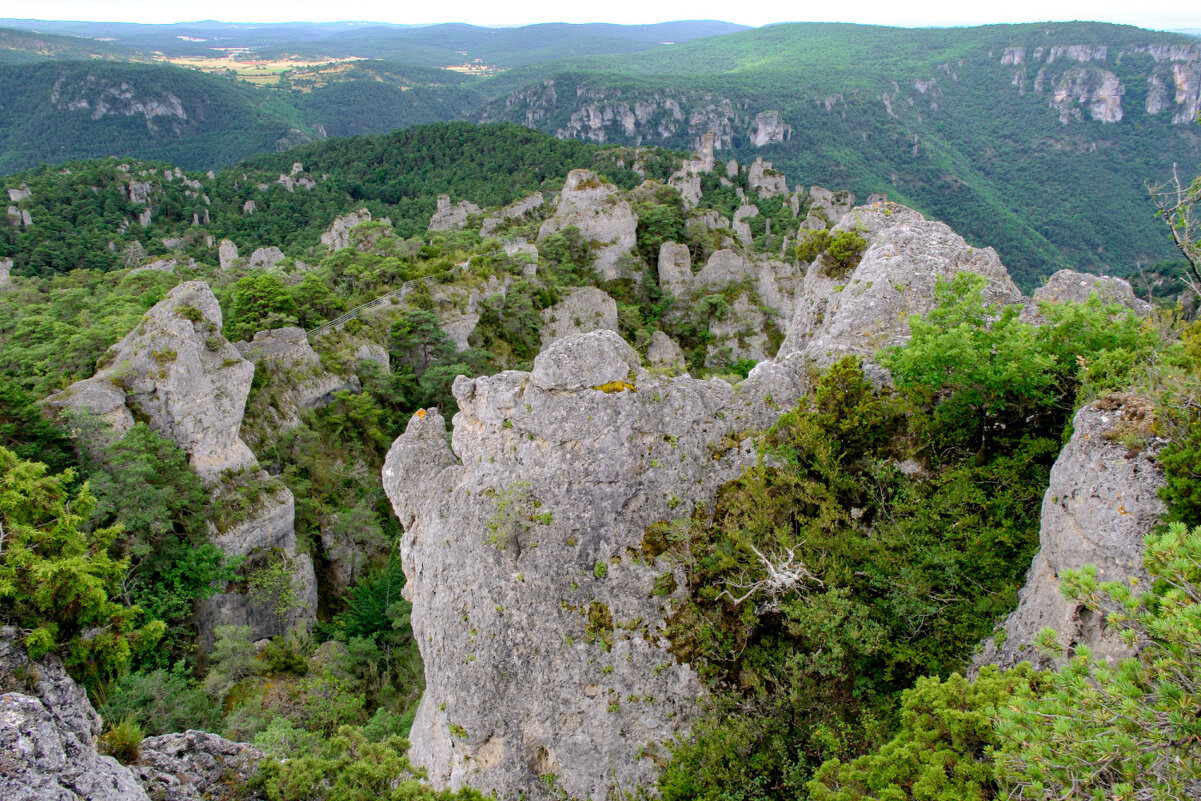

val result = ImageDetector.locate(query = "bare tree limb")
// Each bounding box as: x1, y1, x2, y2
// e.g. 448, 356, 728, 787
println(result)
1147, 163, 1201, 300
717, 542, 823, 612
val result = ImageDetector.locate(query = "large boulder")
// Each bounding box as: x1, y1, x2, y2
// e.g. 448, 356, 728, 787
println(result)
235, 327, 359, 446
132, 731, 264, 801
538, 170, 638, 281
0, 629, 149, 801
382, 330, 809, 800
45, 283, 316, 645
1026, 269, 1153, 319
778, 202, 1022, 379
321, 209, 373, 251
976, 394, 1166, 670
539, 287, 619, 346
48, 281, 257, 480
429, 195, 483, 232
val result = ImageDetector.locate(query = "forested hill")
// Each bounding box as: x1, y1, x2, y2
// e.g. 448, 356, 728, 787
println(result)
0, 20, 1198, 286
480, 22, 1201, 286
0, 122, 680, 277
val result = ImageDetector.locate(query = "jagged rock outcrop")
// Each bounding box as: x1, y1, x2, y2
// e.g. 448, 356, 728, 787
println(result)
218, 239, 239, 270
799, 186, 855, 230
0, 257, 11, 287
747, 158, 788, 198
45, 283, 316, 644
480, 193, 544, 237
749, 111, 791, 146
539, 287, 618, 345
248, 246, 285, 270
382, 330, 809, 800
320, 209, 373, 251
430, 195, 483, 232
1, 628, 149, 801
646, 330, 685, 369
132, 731, 265, 801
1, 629, 264, 801
657, 241, 692, 296
706, 294, 770, 367
48, 282, 257, 477
778, 202, 1022, 379
430, 274, 512, 351
235, 327, 359, 444
976, 395, 1166, 670
1041, 65, 1125, 123
537, 170, 638, 281
1029, 269, 1152, 316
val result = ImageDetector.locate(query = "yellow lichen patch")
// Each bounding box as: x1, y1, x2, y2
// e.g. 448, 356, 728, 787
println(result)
416, 408, 427, 419
592, 381, 637, 394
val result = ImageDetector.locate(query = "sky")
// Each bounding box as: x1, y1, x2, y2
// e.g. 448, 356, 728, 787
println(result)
8, 0, 1200, 31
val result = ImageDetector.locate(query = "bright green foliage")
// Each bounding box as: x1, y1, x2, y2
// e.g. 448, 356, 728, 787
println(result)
99, 716, 145, 765
880, 273, 1154, 458
101, 664, 222, 735
0, 446, 162, 688
87, 423, 234, 665
1155, 320, 1201, 526
809, 665, 1044, 801
338, 560, 413, 651
253, 726, 489, 801
995, 522, 1201, 799
224, 273, 301, 341
632, 183, 687, 265
659, 359, 1051, 801
0, 376, 76, 472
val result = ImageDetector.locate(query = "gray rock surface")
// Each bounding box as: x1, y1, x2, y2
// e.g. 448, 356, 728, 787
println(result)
430, 195, 483, 232
747, 158, 788, 197
236, 326, 358, 442
1029, 269, 1152, 317
540, 287, 619, 345
706, 294, 770, 367
45, 283, 316, 645
0, 257, 11, 287
321, 209, 373, 251
133, 731, 264, 801
480, 193, 544, 237
749, 111, 791, 146
382, 330, 809, 800
538, 170, 638, 281
799, 186, 855, 230
657, 241, 693, 296
0, 629, 149, 801
778, 202, 1022, 378
646, 330, 685, 369
976, 395, 1166, 670
217, 240, 239, 270
248, 247, 285, 270
48, 282, 257, 479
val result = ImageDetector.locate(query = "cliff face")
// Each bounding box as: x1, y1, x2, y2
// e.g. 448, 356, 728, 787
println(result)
45, 282, 316, 645
976, 395, 1166, 670
382, 330, 808, 800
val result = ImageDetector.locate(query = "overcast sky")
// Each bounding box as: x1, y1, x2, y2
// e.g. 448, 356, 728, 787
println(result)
10, 0, 1200, 31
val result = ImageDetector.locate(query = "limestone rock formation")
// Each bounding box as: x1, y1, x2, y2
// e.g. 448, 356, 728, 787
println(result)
799, 186, 855, 230
657, 240, 692, 296
321, 209, 373, 251
1, 629, 265, 801
48, 281, 257, 478
0, 257, 11, 287
132, 731, 265, 801
706, 294, 770, 367
218, 239, 239, 270
539, 287, 619, 345
646, 330, 685, 369
235, 326, 358, 444
1029, 269, 1152, 316
778, 202, 1022, 378
480, 193, 544, 237
747, 158, 788, 198
749, 111, 791, 146
45, 283, 316, 644
248, 246, 285, 270
976, 395, 1166, 670
430, 195, 483, 232
382, 330, 809, 800
0, 629, 149, 801
538, 170, 638, 281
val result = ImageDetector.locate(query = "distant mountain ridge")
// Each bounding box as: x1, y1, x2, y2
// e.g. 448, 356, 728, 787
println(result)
0, 19, 1198, 285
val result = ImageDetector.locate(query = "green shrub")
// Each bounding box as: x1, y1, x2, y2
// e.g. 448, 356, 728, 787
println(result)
99, 716, 144, 765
